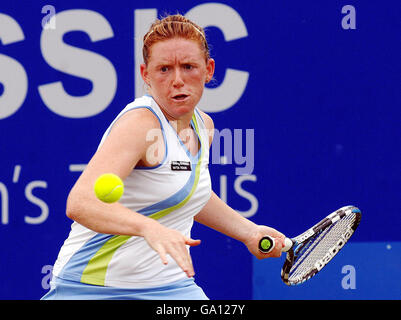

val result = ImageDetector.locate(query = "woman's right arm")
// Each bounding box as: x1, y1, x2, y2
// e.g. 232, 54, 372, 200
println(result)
66, 108, 157, 236
65, 108, 199, 277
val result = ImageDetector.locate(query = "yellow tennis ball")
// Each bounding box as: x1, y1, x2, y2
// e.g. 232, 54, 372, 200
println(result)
94, 173, 124, 203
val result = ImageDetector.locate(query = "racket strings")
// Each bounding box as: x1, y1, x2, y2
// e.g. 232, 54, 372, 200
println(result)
288, 213, 357, 283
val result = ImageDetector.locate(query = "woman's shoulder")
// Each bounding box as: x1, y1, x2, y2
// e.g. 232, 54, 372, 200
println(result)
195, 108, 214, 131
195, 108, 214, 147
115, 106, 161, 133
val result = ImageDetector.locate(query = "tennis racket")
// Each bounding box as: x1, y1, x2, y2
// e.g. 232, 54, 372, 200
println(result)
258, 205, 361, 285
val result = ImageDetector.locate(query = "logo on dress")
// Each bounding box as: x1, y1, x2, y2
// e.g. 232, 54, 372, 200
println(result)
171, 161, 192, 171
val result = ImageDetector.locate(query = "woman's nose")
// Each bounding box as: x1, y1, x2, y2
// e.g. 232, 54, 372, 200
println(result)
172, 69, 184, 87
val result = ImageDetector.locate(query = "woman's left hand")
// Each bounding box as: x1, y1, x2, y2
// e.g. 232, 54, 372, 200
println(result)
244, 225, 286, 259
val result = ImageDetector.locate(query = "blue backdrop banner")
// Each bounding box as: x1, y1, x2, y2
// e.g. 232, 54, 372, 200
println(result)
0, 0, 400, 299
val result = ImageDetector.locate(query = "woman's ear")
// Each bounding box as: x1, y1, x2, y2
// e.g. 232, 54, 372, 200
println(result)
140, 63, 150, 86
205, 58, 215, 83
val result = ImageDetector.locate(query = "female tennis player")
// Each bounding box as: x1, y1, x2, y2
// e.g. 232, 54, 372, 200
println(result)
42, 14, 285, 300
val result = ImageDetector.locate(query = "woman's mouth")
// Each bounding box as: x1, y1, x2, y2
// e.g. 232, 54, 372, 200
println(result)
172, 94, 189, 101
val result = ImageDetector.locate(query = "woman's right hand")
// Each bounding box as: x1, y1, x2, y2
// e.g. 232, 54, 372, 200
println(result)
142, 220, 201, 278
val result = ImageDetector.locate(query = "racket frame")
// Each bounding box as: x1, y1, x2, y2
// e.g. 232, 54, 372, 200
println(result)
280, 205, 361, 285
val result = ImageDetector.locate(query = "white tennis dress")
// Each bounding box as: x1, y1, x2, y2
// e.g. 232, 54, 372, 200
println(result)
51, 95, 212, 289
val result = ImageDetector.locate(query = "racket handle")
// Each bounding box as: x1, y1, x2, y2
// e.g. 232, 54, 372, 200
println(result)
258, 236, 293, 253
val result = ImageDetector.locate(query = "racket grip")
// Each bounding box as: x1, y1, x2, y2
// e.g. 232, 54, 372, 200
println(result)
258, 236, 293, 253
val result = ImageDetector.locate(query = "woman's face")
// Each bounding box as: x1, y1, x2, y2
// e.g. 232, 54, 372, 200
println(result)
141, 38, 215, 120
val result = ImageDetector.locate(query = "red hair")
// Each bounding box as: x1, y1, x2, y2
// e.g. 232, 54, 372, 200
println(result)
142, 14, 210, 65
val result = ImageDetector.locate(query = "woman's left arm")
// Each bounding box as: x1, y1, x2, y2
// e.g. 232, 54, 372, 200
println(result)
196, 109, 285, 258
194, 191, 285, 258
